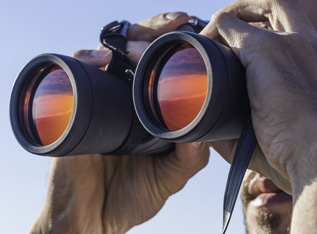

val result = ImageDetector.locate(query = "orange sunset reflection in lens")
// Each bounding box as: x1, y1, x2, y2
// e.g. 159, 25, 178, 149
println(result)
32, 66, 74, 145
157, 44, 208, 130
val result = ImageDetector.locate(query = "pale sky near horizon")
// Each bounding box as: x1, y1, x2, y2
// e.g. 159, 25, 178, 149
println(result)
0, 0, 246, 233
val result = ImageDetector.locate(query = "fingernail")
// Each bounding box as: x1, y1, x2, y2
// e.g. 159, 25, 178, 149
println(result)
192, 142, 203, 149
91, 49, 111, 58
188, 16, 199, 24
165, 12, 185, 20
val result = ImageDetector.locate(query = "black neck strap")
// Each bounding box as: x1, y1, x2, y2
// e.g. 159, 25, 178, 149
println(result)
222, 116, 257, 233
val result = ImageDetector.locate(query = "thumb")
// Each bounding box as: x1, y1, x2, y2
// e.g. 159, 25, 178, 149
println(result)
200, 12, 264, 66
72, 49, 112, 68
174, 142, 210, 171
154, 142, 210, 199
128, 12, 190, 41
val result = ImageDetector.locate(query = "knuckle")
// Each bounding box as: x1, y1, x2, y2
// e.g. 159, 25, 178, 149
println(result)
212, 12, 233, 23
71, 49, 90, 59
280, 32, 312, 52
271, 0, 298, 5
253, 31, 285, 51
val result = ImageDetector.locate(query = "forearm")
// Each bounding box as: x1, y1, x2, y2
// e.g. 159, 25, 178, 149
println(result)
291, 180, 317, 233
289, 142, 317, 233
29, 155, 107, 234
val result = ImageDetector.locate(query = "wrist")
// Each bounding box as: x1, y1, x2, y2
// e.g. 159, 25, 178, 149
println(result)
286, 139, 317, 200
29, 155, 108, 234
290, 168, 317, 233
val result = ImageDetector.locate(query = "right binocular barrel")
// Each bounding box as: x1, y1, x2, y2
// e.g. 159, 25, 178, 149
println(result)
133, 31, 250, 142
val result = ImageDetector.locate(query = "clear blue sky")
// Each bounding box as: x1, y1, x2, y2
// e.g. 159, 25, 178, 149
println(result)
1, 0, 246, 233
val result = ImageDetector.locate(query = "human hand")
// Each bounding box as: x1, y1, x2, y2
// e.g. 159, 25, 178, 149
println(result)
201, 0, 317, 197
95, 12, 192, 66
30, 13, 211, 234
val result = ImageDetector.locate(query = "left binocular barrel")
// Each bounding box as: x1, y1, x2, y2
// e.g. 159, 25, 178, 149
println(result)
10, 54, 173, 156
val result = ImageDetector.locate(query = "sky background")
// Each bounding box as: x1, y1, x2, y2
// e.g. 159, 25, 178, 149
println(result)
0, 0, 247, 233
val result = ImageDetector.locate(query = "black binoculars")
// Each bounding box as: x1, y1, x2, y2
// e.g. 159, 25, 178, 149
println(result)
10, 21, 249, 156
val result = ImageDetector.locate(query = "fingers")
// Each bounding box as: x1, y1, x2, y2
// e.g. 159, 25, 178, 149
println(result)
188, 15, 201, 24
97, 12, 190, 66
209, 140, 238, 164
97, 40, 151, 66
249, 21, 272, 30
210, 0, 317, 49
201, 12, 262, 47
72, 49, 112, 68
125, 41, 151, 66
201, 12, 264, 65
268, 0, 317, 45
154, 142, 210, 198
213, 0, 269, 23
128, 12, 190, 41
174, 142, 210, 171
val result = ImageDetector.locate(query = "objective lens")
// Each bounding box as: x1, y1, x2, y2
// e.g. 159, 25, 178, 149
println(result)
148, 43, 208, 130
23, 65, 74, 146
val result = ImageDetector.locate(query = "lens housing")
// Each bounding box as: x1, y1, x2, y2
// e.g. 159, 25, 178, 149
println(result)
11, 53, 169, 156
11, 54, 91, 155
133, 32, 250, 142
11, 54, 174, 156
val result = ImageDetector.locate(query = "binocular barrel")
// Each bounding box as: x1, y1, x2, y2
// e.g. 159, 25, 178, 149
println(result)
10, 54, 173, 156
133, 31, 250, 142
10, 29, 249, 157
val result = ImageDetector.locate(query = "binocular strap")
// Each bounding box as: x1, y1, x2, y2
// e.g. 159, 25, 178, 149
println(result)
222, 116, 257, 233
100, 20, 135, 80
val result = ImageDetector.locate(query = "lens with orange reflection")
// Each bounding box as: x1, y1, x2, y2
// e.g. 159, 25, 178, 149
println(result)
24, 65, 74, 146
148, 43, 208, 131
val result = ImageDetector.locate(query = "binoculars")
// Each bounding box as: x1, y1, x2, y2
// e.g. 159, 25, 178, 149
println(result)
10, 21, 249, 156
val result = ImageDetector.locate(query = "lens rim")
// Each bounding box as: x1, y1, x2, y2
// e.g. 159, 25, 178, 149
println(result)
133, 32, 230, 142
26, 64, 75, 146
150, 43, 208, 131
10, 54, 93, 155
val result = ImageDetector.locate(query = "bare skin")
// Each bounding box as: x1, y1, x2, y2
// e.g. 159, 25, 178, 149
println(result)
201, 0, 317, 194
29, 13, 210, 234
241, 170, 293, 233
200, 0, 317, 232
30, 1, 317, 233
